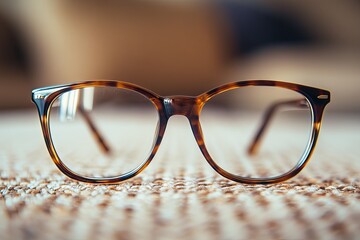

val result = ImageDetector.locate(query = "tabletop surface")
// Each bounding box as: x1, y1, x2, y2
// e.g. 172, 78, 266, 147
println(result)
0, 110, 359, 240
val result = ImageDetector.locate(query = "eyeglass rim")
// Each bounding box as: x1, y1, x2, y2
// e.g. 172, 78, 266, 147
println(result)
32, 80, 330, 184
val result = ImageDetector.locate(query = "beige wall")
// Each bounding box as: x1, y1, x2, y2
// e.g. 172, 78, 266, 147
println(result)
0, 1, 359, 111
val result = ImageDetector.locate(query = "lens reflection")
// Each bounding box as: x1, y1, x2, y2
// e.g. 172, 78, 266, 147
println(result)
49, 86, 159, 178
200, 86, 313, 179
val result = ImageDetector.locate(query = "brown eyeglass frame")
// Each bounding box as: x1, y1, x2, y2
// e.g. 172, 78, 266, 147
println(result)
32, 80, 330, 184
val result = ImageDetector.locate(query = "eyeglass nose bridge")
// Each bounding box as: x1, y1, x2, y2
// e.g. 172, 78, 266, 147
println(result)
163, 96, 199, 119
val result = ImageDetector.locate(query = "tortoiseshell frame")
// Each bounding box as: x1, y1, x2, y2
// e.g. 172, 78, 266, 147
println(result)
32, 80, 330, 184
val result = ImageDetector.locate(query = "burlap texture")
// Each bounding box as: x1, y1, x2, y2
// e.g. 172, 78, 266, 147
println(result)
0, 111, 359, 240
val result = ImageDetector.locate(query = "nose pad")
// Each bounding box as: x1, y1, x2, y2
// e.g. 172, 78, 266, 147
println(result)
151, 119, 161, 150
189, 116, 206, 151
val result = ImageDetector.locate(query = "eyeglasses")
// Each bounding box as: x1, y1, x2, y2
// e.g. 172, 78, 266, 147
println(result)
32, 80, 330, 184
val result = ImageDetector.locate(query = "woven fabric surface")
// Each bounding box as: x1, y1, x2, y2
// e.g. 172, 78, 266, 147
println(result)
0, 111, 359, 240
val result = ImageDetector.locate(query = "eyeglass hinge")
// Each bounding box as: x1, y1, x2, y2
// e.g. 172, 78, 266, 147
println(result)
317, 94, 329, 100
33, 94, 45, 100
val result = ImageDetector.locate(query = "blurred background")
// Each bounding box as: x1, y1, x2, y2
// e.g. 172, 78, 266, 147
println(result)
0, 0, 359, 111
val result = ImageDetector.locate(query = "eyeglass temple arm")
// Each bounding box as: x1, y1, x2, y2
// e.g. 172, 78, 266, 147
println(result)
78, 107, 112, 154
247, 98, 308, 156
